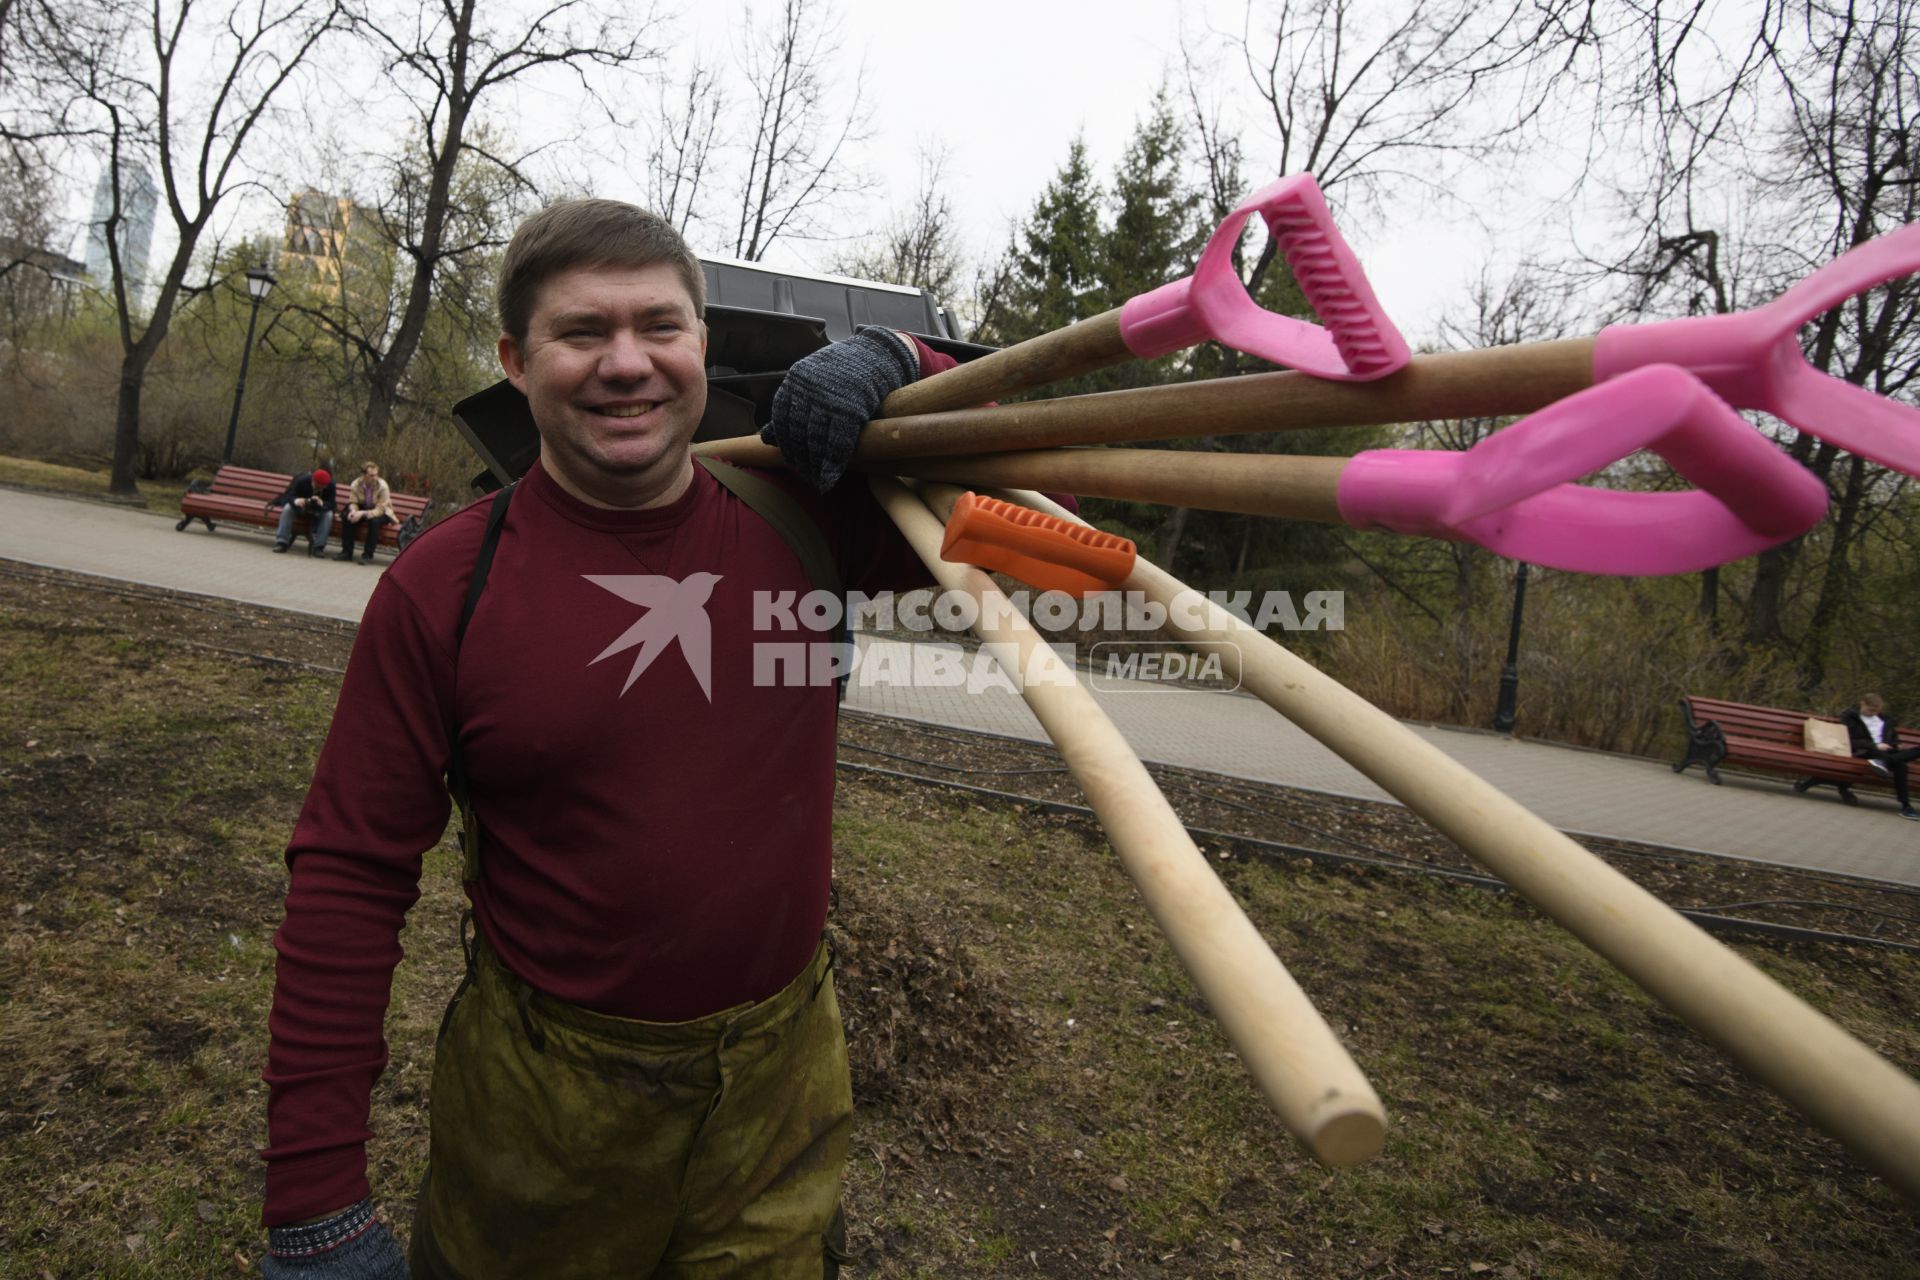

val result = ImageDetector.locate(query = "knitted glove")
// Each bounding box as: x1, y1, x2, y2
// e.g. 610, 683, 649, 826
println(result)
762, 326, 920, 492
261, 1200, 407, 1279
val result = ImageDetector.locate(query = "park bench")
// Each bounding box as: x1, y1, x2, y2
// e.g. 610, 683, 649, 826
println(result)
1672, 695, 1891, 804
175, 465, 429, 553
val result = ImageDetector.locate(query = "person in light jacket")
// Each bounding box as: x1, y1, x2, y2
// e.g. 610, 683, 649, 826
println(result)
1843, 692, 1920, 820
334, 462, 396, 564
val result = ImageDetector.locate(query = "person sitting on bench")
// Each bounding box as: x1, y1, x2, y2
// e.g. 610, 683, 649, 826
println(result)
1843, 692, 1920, 821
335, 461, 396, 563
272, 468, 334, 556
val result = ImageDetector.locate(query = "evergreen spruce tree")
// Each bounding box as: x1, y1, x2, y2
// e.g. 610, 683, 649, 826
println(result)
1085, 91, 1208, 553
1101, 87, 1203, 390
983, 137, 1105, 356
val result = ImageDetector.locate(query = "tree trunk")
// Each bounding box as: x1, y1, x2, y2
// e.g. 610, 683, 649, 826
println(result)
109, 355, 149, 495
1744, 544, 1793, 650
361, 365, 398, 441
1452, 544, 1476, 633
359, 157, 456, 443
1450, 545, 1477, 720
1697, 566, 1718, 622
1155, 505, 1191, 569
1800, 455, 1867, 689
359, 5, 474, 442
108, 325, 169, 494
1744, 434, 1828, 651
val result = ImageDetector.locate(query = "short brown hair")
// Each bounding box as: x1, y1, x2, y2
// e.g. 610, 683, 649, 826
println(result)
1862, 692, 1886, 712
496, 199, 705, 344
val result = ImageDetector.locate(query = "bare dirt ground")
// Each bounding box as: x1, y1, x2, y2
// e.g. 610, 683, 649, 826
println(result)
2, 561, 1917, 1278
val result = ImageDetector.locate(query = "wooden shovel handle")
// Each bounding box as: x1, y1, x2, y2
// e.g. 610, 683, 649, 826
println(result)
880, 309, 1131, 418
690, 439, 1350, 525
695, 338, 1597, 471
887, 448, 1350, 525
874, 475, 1389, 1167
865, 338, 1598, 458
992, 485, 1920, 1203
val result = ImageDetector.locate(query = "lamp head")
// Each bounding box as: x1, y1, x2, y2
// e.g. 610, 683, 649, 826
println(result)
245, 264, 277, 302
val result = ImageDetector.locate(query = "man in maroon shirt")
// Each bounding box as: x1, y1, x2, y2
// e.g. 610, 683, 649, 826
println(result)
259, 200, 954, 1278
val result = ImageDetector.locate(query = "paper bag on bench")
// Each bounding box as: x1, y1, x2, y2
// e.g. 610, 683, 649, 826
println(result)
1803, 719, 1851, 756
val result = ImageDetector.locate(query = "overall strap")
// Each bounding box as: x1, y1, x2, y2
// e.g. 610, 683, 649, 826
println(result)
458, 482, 517, 642
694, 457, 843, 601
449, 482, 516, 881
694, 456, 851, 699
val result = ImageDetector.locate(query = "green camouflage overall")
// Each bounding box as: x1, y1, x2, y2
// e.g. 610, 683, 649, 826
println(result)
414, 467, 855, 1276
409, 923, 852, 1278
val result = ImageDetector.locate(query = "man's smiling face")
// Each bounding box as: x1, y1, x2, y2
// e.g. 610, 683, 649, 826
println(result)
499, 261, 708, 509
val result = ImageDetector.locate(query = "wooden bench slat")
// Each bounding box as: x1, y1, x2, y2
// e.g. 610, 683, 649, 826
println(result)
182, 496, 277, 517
1722, 740, 1863, 779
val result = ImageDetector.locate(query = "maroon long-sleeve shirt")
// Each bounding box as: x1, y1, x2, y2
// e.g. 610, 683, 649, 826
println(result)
261, 417, 942, 1222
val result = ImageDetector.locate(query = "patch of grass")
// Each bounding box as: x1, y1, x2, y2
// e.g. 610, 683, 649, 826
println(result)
827, 774, 1920, 1277
0, 453, 180, 515
3, 570, 1918, 1278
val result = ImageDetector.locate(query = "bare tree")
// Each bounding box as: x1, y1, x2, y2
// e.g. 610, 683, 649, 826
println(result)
1195, 0, 1600, 302
0, 146, 64, 367
1754, 0, 1919, 680
728, 0, 872, 261
827, 145, 963, 301
1142, 1, 1595, 568
347, 0, 663, 440
646, 54, 723, 237
1596, 0, 1918, 678
1332, 265, 1579, 711
270, 128, 511, 444
1179, 48, 1246, 263
960, 227, 1023, 345
5, 0, 344, 494
1427, 268, 1574, 623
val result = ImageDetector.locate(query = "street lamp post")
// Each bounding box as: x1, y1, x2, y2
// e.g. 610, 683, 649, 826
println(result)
220, 264, 277, 466
1492, 562, 1530, 734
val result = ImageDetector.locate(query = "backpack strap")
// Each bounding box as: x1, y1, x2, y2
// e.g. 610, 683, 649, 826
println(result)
694, 456, 851, 699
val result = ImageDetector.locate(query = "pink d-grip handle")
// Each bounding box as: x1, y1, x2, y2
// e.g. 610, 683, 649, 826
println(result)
1118, 174, 1411, 381
1336, 366, 1829, 575
1594, 222, 1920, 479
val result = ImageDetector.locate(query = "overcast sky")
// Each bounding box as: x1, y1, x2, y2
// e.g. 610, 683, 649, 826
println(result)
662, 0, 1518, 341
675, 0, 1204, 256
59, 0, 1634, 346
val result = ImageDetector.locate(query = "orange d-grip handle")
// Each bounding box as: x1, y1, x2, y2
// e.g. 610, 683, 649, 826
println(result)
939, 492, 1137, 596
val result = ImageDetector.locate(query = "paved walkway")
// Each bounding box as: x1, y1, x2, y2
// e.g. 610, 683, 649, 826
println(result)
2, 487, 384, 621
4, 485, 1916, 886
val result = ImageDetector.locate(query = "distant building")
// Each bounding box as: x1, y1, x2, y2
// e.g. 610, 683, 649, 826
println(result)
82, 163, 158, 308
3, 237, 87, 286
1, 235, 89, 325
280, 189, 389, 328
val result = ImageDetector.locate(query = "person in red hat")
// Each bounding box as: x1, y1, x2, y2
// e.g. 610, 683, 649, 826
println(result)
272, 468, 337, 556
